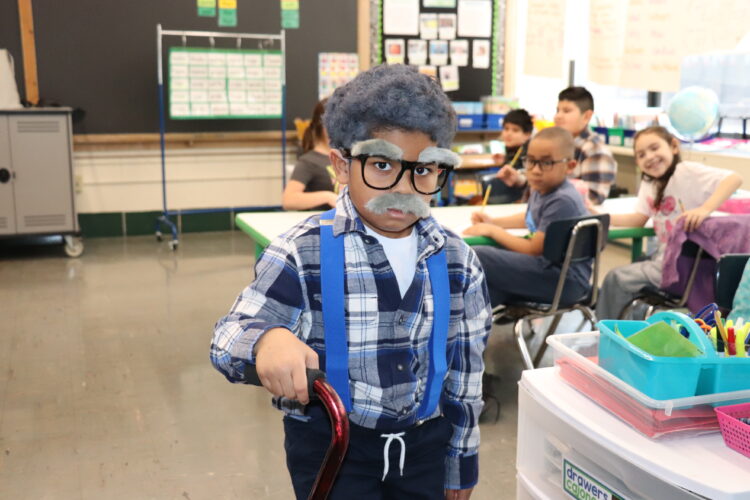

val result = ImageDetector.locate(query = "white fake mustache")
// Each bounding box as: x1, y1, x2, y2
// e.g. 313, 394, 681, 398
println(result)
365, 192, 431, 218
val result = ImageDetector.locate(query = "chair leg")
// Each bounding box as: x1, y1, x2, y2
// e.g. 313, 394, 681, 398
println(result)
514, 319, 534, 370
619, 298, 642, 320
645, 304, 656, 319
532, 314, 563, 367
580, 306, 597, 330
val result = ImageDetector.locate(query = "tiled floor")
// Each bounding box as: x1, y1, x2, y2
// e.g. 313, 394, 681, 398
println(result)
0, 231, 631, 499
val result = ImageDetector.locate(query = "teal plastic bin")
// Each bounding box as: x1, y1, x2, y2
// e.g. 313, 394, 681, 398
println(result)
598, 311, 716, 400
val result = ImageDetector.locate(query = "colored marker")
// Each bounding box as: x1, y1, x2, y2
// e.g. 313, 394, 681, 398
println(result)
728, 326, 737, 356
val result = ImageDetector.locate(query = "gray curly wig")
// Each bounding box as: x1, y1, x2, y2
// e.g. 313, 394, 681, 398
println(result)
324, 64, 457, 150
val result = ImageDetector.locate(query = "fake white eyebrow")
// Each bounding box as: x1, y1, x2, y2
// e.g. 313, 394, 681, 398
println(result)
351, 139, 403, 159
417, 147, 461, 167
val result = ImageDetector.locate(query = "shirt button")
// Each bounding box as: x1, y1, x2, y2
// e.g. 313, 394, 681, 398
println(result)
396, 363, 405, 371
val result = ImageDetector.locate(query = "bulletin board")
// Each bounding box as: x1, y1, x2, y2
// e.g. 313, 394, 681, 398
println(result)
376, 0, 500, 101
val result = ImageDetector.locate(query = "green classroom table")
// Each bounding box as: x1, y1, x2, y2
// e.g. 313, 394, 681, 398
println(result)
235, 197, 655, 262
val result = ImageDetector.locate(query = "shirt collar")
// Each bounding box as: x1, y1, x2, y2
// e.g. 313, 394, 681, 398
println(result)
331, 186, 447, 259
576, 127, 591, 145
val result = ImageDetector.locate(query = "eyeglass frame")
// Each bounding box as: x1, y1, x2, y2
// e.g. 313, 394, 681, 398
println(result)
342, 150, 455, 195
521, 156, 572, 172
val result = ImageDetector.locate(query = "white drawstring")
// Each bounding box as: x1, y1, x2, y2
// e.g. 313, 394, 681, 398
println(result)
380, 432, 406, 481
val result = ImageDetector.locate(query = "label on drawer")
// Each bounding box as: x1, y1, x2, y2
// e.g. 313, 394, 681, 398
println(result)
563, 459, 628, 500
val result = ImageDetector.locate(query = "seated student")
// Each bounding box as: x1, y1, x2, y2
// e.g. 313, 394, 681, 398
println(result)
499, 87, 617, 205
211, 64, 491, 499
282, 98, 338, 211
595, 126, 742, 319
464, 127, 590, 307
487, 108, 533, 204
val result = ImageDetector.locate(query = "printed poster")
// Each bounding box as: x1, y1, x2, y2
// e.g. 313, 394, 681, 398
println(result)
424, 0, 456, 7
450, 39, 469, 66
218, 0, 238, 27
281, 0, 300, 29
438, 14, 457, 39
418, 65, 438, 79
408, 39, 428, 66
472, 39, 490, 68
169, 47, 283, 119
457, 0, 492, 38
429, 40, 449, 66
385, 39, 406, 64
197, 0, 216, 17
523, 0, 565, 78
439, 65, 459, 92
383, 0, 420, 35
420, 13, 438, 40
318, 53, 359, 100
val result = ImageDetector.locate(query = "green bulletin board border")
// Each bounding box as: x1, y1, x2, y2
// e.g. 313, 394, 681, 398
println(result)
168, 46, 283, 120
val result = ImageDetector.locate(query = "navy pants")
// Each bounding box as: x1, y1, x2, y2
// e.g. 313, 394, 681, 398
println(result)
284, 404, 452, 500
473, 245, 588, 307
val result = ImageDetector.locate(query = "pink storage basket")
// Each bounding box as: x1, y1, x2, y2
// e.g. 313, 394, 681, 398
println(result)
715, 402, 750, 459
719, 197, 750, 214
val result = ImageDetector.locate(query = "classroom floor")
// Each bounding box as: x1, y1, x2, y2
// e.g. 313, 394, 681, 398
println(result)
0, 231, 631, 499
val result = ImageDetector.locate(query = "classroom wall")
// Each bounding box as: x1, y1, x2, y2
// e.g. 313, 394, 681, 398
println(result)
73, 146, 294, 214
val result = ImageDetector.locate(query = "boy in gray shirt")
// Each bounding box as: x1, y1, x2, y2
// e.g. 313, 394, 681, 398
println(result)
464, 127, 590, 306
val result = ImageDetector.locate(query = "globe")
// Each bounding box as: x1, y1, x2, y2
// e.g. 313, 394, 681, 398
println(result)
667, 86, 720, 142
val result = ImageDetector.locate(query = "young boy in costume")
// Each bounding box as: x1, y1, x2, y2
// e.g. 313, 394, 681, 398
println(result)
211, 64, 491, 500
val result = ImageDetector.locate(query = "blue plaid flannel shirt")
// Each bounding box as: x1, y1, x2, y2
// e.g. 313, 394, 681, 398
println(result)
211, 188, 492, 489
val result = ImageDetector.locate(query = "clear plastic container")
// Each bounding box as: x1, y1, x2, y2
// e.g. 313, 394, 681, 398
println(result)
547, 332, 750, 438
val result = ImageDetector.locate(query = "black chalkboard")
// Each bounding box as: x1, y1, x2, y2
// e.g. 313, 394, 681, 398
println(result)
0, 0, 356, 134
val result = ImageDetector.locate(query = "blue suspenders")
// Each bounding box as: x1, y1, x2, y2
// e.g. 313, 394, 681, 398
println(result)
319, 209, 450, 419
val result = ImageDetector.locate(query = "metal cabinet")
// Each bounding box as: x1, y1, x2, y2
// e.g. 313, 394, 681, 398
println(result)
0, 108, 83, 256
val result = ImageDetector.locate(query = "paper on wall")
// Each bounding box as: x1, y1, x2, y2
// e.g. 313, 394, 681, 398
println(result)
450, 39, 469, 67
472, 39, 491, 69
318, 52, 359, 100
429, 40, 449, 66
457, 0, 492, 38
439, 65, 459, 92
523, 0, 565, 78
420, 13, 438, 40
385, 39, 406, 64
418, 65, 438, 79
438, 13, 457, 40
408, 39, 428, 66
588, 0, 627, 86
383, 0, 420, 35
424, 0, 456, 6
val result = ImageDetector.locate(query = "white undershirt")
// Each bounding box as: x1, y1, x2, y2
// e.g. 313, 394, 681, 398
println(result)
364, 225, 418, 298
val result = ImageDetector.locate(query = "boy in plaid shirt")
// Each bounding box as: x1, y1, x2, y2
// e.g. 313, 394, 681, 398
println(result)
499, 87, 617, 205
211, 64, 491, 500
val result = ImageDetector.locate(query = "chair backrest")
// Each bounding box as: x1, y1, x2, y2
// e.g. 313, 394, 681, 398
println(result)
543, 214, 610, 264
543, 214, 610, 309
666, 239, 713, 307
715, 254, 750, 310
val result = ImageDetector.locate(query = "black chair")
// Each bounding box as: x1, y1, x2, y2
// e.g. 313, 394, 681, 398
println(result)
715, 254, 750, 312
492, 214, 610, 370
619, 240, 708, 319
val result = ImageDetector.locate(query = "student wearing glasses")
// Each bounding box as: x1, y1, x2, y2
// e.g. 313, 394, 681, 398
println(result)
464, 127, 591, 307
211, 64, 491, 500
499, 87, 617, 205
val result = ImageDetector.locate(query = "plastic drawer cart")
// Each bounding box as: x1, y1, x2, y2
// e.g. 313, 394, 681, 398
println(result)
516, 368, 750, 500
